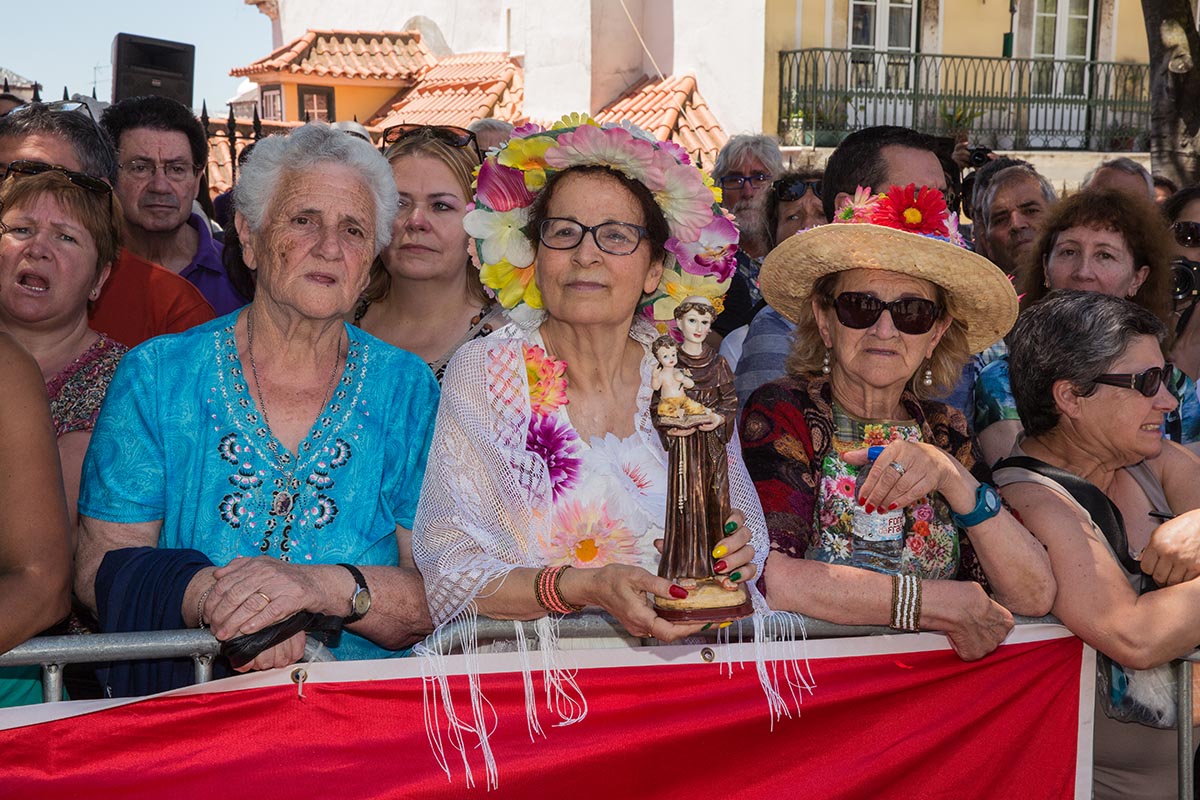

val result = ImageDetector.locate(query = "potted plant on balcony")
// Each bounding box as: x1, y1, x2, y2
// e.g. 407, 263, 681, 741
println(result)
938, 102, 985, 143
1105, 123, 1145, 152
799, 94, 850, 147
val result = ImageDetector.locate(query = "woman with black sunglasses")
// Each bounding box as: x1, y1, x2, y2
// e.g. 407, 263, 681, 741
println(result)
1164, 186, 1200, 379
353, 125, 505, 382
742, 184, 1054, 661
996, 290, 1200, 800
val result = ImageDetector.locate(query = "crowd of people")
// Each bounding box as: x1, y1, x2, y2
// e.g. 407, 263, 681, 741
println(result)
1, 94, 1199, 797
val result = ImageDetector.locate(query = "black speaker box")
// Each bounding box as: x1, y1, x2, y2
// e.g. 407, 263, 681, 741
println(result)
111, 33, 195, 107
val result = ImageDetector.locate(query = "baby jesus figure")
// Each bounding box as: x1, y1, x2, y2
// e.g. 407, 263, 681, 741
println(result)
651, 335, 712, 427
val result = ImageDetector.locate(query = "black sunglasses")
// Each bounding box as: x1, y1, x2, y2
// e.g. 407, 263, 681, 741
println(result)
1093, 364, 1176, 398
773, 178, 822, 202
830, 292, 942, 335
9, 99, 96, 121
4, 160, 112, 196
1173, 221, 1200, 249
380, 124, 483, 162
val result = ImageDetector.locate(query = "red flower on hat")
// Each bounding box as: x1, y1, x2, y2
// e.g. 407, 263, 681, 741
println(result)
869, 184, 949, 237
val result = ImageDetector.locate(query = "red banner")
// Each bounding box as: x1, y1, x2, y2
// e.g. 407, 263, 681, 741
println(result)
0, 625, 1091, 799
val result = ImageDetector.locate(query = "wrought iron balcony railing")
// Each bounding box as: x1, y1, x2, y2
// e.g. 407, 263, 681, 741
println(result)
778, 48, 1150, 151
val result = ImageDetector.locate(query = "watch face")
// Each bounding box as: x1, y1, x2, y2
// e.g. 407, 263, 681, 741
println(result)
985, 485, 1002, 512
353, 589, 372, 617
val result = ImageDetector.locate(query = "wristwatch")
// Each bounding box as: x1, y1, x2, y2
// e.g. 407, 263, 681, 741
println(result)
338, 563, 372, 623
952, 483, 1003, 528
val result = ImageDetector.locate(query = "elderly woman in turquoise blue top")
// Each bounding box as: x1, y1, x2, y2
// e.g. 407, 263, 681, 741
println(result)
76, 124, 439, 696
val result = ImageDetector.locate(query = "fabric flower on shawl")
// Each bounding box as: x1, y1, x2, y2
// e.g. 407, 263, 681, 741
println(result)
464, 207, 535, 269
586, 432, 667, 522
665, 216, 739, 281
544, 125, 665, 191
496, 135, 556, 190
524, 344, 568, 415
834, 186, 880, 222
475, 158, 534, 212
649, 268, 731, 321
869, 184, 950, 237
655, 163, 719, 242
544, 496, 644, 567
526, 414, 581, 499
480, 258, 543, 310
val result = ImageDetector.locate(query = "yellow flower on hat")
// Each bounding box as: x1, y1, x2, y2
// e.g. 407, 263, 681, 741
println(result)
481, 258, 544, 310
551, 112, 599, 130
497, 135, 556, 190
650, 267, 730, 321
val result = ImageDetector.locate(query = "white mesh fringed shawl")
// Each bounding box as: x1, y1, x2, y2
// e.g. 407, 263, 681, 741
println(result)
412, 318, 809, 787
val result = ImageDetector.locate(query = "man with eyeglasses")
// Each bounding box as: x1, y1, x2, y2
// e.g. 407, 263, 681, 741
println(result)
101, 96, 244, 316
0, 101, 214, 347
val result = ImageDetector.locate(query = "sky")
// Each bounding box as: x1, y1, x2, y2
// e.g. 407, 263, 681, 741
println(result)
3, 1, 274, 115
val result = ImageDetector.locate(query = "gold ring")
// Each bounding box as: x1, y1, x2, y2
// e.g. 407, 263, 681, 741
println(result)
254, 591, 272, 604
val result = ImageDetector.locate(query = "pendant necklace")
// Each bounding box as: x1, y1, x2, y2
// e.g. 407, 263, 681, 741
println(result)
246, 311, 343, 516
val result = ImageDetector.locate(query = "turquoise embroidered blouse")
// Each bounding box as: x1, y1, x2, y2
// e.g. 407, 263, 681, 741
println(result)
79, 312, 440, 661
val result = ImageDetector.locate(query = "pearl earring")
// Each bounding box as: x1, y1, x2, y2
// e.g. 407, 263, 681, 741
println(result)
922, 364, 933, 387
822, 350, 831, 375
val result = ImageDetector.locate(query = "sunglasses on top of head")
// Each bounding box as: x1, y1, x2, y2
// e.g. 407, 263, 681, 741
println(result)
829, 291, 943, 335
773, 178, 822, 202
1092, 364, 1176, 398
3, 160, 112, 198
9, 99, 96, 121
380, 124, 483, 162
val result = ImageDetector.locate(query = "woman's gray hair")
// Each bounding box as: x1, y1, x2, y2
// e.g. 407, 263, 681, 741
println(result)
711, 134, 784, 180
1008, 290, 1167, 437
233, 123, 399, 256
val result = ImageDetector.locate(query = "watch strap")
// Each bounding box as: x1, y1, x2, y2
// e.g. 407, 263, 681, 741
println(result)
338, 563, 369, 623
952, 483, 1002, 528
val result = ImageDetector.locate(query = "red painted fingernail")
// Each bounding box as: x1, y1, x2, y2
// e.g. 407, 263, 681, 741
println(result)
857, 497, 866, 506
888, 503, 898, 511
669, 584, 688, 599
864, 504, 875, 514
714, 560, 728, 573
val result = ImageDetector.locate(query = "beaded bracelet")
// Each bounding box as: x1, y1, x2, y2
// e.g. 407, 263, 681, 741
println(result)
196, 585, 215, 630
534, 565, 584, 614
889, 574, 922, 632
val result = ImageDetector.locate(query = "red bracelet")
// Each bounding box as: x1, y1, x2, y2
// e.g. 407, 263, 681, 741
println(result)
534, 565, 583, 614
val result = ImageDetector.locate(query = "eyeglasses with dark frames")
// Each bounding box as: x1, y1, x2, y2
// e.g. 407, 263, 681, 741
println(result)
718, 172, 772, 191
380, 124, 483, 162
773, 178, 822, 202
828, 291, 943, 335
4, 160, 113, 198
1092, 364, 1176, 398
1173, 220, 1200, 249
538, 218, 649, 256
117, 159, 202, 183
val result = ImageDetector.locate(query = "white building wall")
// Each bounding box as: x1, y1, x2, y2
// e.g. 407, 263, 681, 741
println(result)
522, 0, 594, 120
671, 0, 766, 135
590, 0, 652, 110
274, 0, 508, 53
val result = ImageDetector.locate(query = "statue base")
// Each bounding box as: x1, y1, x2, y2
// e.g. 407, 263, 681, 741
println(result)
653, 578, 753, 623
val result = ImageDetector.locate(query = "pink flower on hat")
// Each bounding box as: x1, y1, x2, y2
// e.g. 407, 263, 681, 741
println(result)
665, 216, 739, 281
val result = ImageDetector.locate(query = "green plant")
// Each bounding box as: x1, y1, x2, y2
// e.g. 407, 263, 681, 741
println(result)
800, 94, 850, 129
938, 101, 984, 132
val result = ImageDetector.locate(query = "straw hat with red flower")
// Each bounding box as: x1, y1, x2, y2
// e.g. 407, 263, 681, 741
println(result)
758, 184, 1018, 353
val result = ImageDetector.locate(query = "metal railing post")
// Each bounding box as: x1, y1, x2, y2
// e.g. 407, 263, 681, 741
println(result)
1179, 657, 1194, 800
194, 654, 214, 685
41, 663, 63, 704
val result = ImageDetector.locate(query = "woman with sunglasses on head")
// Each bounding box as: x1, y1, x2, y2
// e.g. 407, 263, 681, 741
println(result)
742, 185, 1054, 661
1163, 186, 1200, 380
0, 166, 126, 530
994, 290, 1200, 800
974, 188, 1199, 466
353, 124, 505, 382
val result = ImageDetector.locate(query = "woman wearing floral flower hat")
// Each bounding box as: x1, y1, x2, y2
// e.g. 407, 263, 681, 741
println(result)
742, 184, 1055, 661
412, 117, 798, 781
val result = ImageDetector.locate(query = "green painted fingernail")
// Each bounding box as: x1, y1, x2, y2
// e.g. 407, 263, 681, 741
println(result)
724, 521, 737, 533
729, 571, 742, 582
701, 623, 712, 631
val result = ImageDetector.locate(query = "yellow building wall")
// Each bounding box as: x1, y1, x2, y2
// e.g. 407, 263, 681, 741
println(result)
270, 77, 400, 123
1113, 1, 1149, 62
763, 0, 800, 135
940, 2, 1012, 58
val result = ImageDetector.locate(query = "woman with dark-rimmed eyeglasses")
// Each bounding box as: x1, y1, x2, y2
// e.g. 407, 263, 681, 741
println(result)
995, 289, 1200, 800
742, 184, 1054, 661
353, 124, 505, 382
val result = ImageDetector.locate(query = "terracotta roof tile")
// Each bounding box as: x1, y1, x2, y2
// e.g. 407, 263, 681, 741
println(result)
368, 52, 525, 129
593, 73, 727, 169
205, 120, 301, 195
230, 30, 437, 81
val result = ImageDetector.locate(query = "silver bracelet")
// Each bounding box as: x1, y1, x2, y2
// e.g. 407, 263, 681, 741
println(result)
196, 585, 215, 629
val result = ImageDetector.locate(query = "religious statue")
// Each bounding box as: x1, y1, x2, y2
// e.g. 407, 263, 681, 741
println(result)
651, 296, 752, 622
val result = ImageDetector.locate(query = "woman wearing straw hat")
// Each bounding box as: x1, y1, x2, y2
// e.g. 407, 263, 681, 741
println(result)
742, 185, 1055, 660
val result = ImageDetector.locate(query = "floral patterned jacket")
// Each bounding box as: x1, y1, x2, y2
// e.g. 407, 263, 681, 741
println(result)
740, 372, 990, 587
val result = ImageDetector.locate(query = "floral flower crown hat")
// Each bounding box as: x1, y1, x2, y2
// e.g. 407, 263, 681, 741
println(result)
464, 113, 739, 328
760, 184, 1019, 354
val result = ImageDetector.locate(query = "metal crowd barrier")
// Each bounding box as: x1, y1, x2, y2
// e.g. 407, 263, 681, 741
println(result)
2, 618, 1196, 799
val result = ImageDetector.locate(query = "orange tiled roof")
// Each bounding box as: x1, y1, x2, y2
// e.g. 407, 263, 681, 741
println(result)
205, 120, 302, 196
593, 73, 727, 169
368, 52, 525, 129
230, 30, 437, 81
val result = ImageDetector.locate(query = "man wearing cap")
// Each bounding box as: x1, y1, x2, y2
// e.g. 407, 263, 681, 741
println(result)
102, 96, 246, 315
